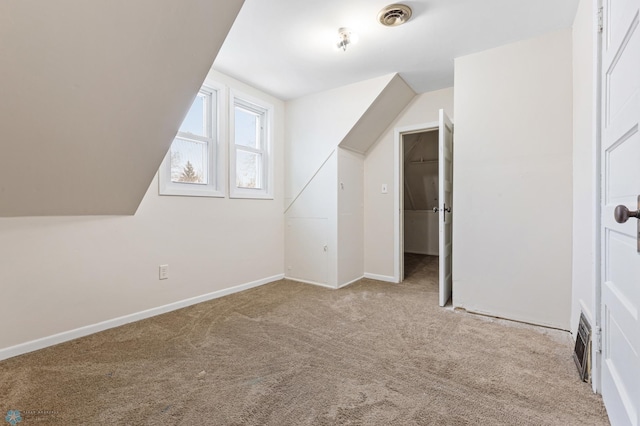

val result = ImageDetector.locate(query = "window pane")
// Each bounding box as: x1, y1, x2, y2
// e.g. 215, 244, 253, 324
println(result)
235, 106, 260, 149
180, 92, 209, 136
236, 150, 262, 189
170, 138, 208, 184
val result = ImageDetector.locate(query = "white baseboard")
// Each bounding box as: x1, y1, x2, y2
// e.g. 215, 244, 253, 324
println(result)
363, 273, 398, 283
285, 276, 362, 289
456, 304, 570, 332
338, 276, 363, 288
0, 274, 284, 362
284, 276, 337, 289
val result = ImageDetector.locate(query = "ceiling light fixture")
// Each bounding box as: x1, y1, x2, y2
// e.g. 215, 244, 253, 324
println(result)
336, 27, 357, 52
378, 4, 412, 26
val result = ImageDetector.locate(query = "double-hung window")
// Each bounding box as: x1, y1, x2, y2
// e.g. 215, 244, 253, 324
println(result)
230, 93, 273, 199
159, 84, 224, 197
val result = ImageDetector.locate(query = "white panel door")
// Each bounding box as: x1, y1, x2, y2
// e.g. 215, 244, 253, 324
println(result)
439, 110, 453, 306
600, 0, 640, 424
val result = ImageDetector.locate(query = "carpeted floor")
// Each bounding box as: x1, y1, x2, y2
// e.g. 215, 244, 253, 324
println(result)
0, 254, 609, 425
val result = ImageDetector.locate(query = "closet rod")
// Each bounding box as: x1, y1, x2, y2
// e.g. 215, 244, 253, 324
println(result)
408, 159, 438, 164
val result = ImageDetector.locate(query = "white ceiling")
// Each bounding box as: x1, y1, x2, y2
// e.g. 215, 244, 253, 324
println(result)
214, 0, 580, 100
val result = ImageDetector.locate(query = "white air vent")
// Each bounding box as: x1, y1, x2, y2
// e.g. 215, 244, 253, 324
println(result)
378, 4, 412, 27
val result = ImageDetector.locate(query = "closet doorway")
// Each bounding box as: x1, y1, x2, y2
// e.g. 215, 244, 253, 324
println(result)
403, 129, 439, 288
403, 130, 439, 256
395, 110, 453, 306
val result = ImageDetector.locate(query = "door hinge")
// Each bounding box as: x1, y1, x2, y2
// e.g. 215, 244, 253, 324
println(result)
598, 7, 604, 33
594, 326, 602, 353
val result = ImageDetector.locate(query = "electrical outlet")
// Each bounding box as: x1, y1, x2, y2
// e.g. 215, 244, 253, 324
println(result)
381, 184, 388, 194
159, 264, 169, 280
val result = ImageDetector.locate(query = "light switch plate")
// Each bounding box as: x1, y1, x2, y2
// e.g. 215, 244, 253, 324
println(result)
159, 264, 169, 280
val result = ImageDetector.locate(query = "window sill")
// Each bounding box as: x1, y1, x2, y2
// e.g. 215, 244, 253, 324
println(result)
229, 189, 273, 200
159, 182, 225, 198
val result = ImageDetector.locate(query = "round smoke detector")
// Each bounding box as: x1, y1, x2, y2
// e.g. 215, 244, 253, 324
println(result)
377, 4, 412, 27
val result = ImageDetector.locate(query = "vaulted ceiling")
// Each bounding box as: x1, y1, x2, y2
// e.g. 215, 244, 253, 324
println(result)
0, 0, 580, 217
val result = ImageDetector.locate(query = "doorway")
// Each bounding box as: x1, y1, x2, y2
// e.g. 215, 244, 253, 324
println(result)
394, 110, 454, 306
402, 130, 439, 284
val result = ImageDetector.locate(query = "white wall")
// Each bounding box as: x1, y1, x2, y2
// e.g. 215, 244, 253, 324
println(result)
338, 148, 364, 286
453, 29, 573, 330
0, 69, 285, 357
404, 211, 439, 256
284, 74, 395, 208
285, 152, 338, 287
570, 0, 597, 337
364, 88, 454, 281
284, 75, 413, 288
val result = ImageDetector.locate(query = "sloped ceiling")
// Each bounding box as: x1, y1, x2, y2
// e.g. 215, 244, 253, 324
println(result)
339, 74, 415, 154
0, 0, 244, 217
285, 73, 414, 208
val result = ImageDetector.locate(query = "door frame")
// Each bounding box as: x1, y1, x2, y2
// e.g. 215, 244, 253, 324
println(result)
593, 0, 603, 394
393, 121, 439, 283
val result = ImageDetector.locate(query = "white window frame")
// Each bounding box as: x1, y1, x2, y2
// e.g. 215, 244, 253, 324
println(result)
229, 91, 274, 199
159, 82, 226, 197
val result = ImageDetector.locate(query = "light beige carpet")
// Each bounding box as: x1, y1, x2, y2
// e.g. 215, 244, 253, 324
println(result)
0, 254, 609, 425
